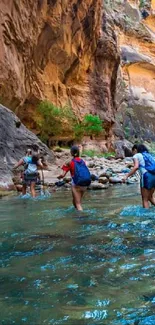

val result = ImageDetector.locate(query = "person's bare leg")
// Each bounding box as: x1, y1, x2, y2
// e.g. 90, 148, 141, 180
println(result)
72, 194, 76, 208
148, 188, 155, 205
71, 186, 83, 211
141, 187, 150, 208
30, 182, 36, 198
22, 184, 27, 195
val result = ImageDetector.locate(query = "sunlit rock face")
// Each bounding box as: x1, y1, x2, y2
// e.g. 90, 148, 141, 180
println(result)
1, 0, 154, 145
113, 0, 155, 141
0, 0, 120, 144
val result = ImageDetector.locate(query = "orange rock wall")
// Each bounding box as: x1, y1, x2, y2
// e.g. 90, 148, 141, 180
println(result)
0, 0, 120, 143
114, 0, 155, 141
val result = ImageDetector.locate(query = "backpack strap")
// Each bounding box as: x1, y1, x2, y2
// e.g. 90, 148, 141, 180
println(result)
72, 158, 83, 163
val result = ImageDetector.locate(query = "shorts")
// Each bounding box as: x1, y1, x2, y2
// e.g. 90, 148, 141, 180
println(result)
142, 172, 155, 190
71, 179, 88, 189
23, 173, 38, 185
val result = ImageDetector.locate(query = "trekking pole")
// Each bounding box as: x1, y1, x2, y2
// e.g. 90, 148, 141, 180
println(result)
41, 169, 45, 195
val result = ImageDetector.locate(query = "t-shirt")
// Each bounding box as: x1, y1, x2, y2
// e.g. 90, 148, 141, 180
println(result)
133, 153, 147, 176
23, 156, 32, 166
62, 157, 82, 177
23, 156, 38, 174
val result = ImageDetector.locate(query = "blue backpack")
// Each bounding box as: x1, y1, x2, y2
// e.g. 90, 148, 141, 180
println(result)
72, 159, 91, 186
23, 156, 38, 175
142, 152, 155, 174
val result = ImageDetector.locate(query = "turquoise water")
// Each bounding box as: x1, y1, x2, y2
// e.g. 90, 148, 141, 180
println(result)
0, 184, 155, 325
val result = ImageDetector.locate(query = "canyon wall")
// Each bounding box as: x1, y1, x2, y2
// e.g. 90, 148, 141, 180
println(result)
0, 0, 120, 146
0, 0, 155, 148
113, 0, 155, 142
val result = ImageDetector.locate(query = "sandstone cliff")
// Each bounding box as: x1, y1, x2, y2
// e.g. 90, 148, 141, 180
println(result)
0, 0, 120, 146
0, 0, 155, 149
112, 0, 155, 142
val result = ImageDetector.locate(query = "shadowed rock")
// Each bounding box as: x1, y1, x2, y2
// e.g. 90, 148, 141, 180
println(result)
0, 104, 54, 189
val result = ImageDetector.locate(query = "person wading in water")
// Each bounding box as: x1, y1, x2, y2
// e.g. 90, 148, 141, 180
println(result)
13, 151, 43, 197
58, 145, 91, 211
123, 144, 155, 208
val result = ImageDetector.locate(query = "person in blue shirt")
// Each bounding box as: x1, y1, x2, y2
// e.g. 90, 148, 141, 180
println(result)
13, 150, 43, 197
123, 144, 155, 208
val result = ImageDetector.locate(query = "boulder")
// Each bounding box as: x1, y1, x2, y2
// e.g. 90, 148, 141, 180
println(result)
88, 182, 109, 190
109, 177, 122, 184
114, 140, 133, 158
0, 104, 54, 189
98, 177, 109, 184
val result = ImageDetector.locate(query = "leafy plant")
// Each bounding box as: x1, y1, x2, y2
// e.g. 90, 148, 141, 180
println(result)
36, 101, 104, 145
139, 0, 146, 8
82, 150, 115, 158
83, 114, 103, 137
36, 101, 62, 144
74, 114, 104, 139
124, 126, 130, 139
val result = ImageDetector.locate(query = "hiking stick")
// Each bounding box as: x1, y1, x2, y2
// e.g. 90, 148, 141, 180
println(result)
41, 169, 45, 195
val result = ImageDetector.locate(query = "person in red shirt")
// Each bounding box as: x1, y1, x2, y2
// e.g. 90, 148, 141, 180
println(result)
58, 145, 88, 211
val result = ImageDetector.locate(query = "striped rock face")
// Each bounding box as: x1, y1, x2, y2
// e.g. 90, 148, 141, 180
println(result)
0, 0, 120, 145
113, 0, 155, 142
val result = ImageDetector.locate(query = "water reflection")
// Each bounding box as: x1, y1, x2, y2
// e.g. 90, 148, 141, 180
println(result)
0, 184, 155, 324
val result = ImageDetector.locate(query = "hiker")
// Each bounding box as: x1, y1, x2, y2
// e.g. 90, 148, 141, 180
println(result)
58, 145, 91, 211
12, 148, 32, 193
13, 151, 43, 197
123, 144, 155, 208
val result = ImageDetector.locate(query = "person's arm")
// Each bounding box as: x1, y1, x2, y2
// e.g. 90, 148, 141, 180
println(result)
57, 170, 68, 179
12, 159, 24, 170
123, 158, 139, 182
37, 159, 44, 169
41, 157, 48, 169
58, 162, 70, 179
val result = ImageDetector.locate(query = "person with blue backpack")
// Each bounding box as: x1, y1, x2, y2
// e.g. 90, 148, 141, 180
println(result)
13, 151, 43, 197
58, 145, 91, 211
123, 144, 155, 208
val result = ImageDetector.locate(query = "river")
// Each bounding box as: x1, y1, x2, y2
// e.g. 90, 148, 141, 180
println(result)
0, 184, 155, 325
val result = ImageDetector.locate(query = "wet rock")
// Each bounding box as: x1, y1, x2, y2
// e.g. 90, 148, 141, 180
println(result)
64, 176, 71, 183
86, 161, 95, 168
114, 140, 133, 159
91, 174, 99, 181
109, 177, 122, 184
55, 180, 66, 187
64, 183, 71, 189
98, 177, 109, 184
88, 182, 109, 190
98, 171, 109, 178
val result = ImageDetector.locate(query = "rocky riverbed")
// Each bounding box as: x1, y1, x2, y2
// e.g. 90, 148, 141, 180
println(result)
5, 148, 139, 194
39, 149, 138, 192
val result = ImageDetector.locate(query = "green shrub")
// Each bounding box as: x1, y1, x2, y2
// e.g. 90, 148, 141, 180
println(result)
36, 101, 104, 145
82, 150, 115, 158
124, 126, 130, 139
139, 0, 146, 8
74, 114, 104, 139
82, 150, 99, 157
83, 114, 103, 137
36, 101, 77, 144
36, 101, 62, 143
